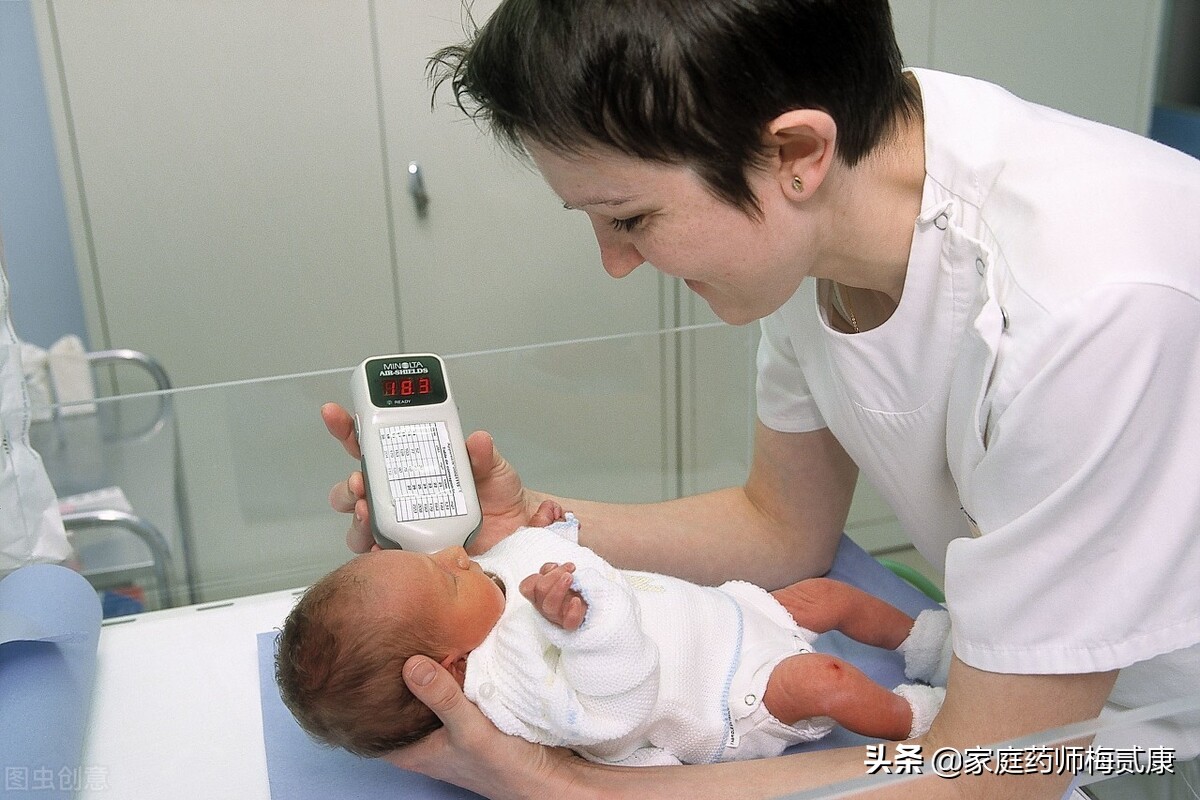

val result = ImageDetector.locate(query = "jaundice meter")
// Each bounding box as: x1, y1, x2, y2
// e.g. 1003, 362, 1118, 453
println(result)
351, 354, 481, 552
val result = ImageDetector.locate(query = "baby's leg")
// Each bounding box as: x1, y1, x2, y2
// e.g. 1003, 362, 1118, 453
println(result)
763, 653, 915, 741
770, 578, 913, 650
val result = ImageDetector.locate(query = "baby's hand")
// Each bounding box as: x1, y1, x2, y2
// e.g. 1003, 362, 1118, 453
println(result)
525, 500, 567, 528
519, 562, 588, 631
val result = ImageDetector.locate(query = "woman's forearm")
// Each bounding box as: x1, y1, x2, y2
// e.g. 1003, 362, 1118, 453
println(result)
530, 425, 857, 588
526, 487, 830, 586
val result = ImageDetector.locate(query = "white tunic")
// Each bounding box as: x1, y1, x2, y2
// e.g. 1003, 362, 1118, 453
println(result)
756, 69, 1200, 755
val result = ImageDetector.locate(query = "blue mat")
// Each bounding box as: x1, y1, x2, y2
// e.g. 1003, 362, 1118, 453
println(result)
1151, 105, 1200, 162
257, 536, 942, 799
0, 565, 103, 799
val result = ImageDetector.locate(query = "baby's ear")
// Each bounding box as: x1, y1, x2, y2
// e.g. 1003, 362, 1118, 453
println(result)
439, 653, 469, 688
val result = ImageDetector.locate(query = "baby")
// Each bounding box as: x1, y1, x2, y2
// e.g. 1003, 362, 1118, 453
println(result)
275, 504, 950, 765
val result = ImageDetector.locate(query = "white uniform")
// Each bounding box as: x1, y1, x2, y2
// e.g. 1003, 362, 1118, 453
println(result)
756, 69, 1200, 756
466, 522, 830, 765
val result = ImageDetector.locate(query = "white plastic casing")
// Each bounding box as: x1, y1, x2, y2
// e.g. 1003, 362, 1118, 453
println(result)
350, 353, 481, 552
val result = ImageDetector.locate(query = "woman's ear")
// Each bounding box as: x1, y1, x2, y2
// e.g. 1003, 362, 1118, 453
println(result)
763, 109, 838, 200
440, 653, 469, 688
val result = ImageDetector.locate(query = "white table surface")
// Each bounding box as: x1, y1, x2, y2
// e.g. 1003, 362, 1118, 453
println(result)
80, 588, 303, 800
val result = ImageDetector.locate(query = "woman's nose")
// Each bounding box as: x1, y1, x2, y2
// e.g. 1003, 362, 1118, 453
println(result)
593, 228, 644, 279
601, 245, 643, 279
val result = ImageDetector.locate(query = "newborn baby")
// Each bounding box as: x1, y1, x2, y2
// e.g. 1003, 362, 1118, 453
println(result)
276, 503, 949, 764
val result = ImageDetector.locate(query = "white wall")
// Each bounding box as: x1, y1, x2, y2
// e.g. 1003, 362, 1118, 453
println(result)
893, 0, 1165, 134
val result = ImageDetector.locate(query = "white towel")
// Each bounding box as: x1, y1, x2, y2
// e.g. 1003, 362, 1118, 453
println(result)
20, 335, 95, 420
1, 263, 72, 572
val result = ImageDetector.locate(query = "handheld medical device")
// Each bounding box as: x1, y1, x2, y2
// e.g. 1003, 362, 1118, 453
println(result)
351, 353, 481, 552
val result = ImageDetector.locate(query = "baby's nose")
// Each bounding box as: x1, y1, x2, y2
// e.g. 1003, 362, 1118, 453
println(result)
446, 545, 470, 568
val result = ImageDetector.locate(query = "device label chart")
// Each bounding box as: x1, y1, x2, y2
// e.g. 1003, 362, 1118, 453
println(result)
379, 421, 468, 521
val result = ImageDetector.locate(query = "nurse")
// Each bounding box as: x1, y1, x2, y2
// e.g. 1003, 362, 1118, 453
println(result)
323, 0, 1200, 797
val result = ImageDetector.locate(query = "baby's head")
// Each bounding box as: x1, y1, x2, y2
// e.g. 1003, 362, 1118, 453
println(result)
275, 545, 506, 757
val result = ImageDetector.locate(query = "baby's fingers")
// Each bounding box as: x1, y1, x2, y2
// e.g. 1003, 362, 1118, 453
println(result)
559, 595, 586, 631
520, 566, 579, 627
540, 570, 576, 617
526, 500, 565, 528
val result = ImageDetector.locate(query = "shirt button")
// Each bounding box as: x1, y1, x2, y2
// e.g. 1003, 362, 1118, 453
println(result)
744, 694, 757, 706
975, 257, 986, 275
934, 212, 949, 230
479, 682, 496, 699
1001, 307, 1010, 330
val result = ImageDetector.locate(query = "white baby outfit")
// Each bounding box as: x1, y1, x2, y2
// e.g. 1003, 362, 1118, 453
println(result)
468, 519, 837, 766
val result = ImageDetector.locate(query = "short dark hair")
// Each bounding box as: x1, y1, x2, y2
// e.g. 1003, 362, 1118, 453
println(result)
430, 0, 919, 215
274, 557, 441, 758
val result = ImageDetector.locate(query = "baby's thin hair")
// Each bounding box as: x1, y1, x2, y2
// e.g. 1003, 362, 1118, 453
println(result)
274, 556, 442, 757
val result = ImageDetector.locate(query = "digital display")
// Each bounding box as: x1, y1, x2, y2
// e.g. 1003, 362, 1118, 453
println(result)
381, 376, 433, 399
364, 356, 448, 408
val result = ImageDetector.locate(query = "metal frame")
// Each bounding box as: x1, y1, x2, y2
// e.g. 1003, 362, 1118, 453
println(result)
61, 509, 174, 607
44, 349, 199, 607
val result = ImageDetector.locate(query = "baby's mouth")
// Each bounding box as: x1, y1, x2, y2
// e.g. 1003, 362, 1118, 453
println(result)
485, 571, 506, 594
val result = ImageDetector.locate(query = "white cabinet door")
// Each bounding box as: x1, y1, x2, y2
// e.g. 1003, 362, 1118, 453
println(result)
373, 1, 666, 356
372, 1, 671, 504
927, 0, 1165, 134
37, 0, 401, 387
32, 0, 409, 599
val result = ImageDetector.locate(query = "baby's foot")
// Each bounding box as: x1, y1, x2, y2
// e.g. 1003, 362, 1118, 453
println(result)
893, 684, 946, 738
898, 609, 953, 686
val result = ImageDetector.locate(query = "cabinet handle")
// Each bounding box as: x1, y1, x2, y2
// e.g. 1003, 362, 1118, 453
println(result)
408, 161, 430, 219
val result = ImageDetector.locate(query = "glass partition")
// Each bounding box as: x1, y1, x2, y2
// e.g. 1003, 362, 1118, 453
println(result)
27, 322, 756, 613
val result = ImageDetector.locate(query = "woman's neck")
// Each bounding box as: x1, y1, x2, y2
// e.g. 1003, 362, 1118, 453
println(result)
814, 108, 926, 305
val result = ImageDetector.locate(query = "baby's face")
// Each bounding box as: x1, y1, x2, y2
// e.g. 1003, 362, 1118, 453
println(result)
356, 546, 506, 655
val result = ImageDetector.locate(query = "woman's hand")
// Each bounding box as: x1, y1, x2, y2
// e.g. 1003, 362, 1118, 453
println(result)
462, 429, 542, 553
321, 403, 375, 553
321, 403, 541, 554
383, 656, 579, 798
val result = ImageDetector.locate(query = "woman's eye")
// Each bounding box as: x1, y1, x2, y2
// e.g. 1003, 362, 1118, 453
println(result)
610, 215, 642, 233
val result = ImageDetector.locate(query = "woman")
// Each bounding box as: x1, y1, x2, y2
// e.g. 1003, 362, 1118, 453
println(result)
324, 1, 1200, 797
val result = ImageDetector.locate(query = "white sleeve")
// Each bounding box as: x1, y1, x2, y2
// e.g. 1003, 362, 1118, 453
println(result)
755, 308, 826, 433
528, 565, 660, 745
948, 282, 1200, 674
